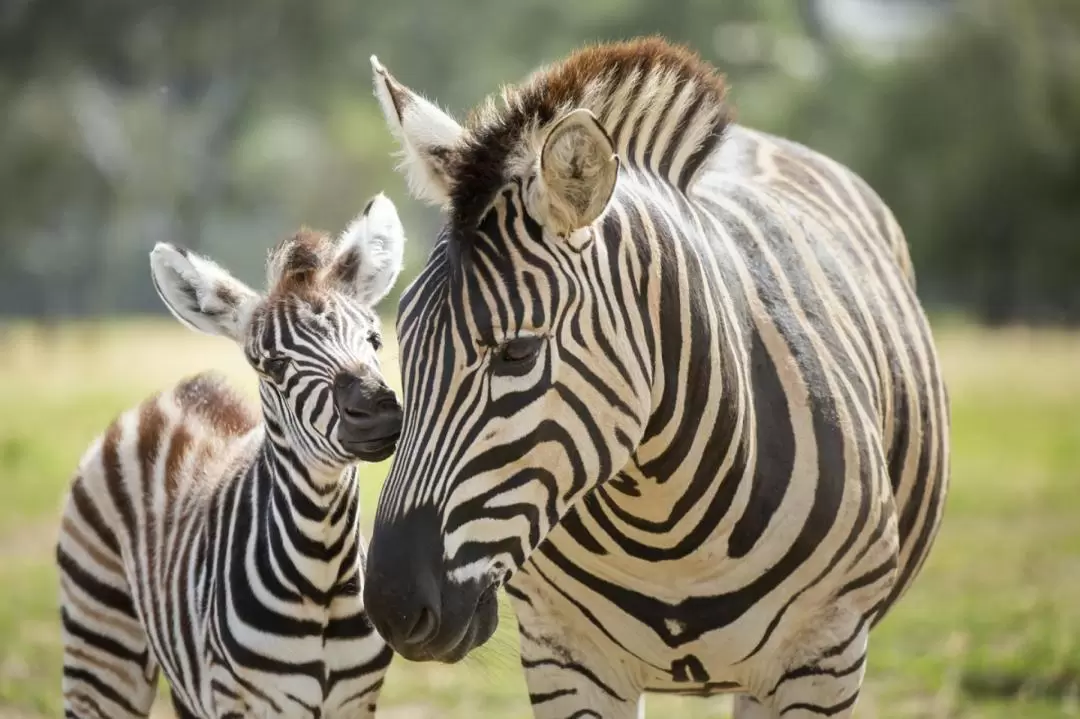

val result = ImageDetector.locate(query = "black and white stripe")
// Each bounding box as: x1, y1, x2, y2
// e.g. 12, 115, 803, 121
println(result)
57, 196, 406, 718
363, 38, 949, 719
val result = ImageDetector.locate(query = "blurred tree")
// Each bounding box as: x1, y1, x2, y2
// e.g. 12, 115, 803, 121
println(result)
0, 0, 1076, 324
0, 0, 377, 317
782, 0, 1080, 323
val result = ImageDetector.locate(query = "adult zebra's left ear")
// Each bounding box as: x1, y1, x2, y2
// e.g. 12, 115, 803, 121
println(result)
538, 108, 620, 237
149, 243, 259, 343
328, 193, 407, 308
371, 56, 464, 208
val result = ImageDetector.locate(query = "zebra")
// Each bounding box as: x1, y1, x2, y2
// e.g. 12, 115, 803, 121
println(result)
361, 37, 950, 718
56, 194, 406, 718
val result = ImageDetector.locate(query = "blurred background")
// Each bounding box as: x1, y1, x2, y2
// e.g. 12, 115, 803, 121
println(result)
0, 0, 1077, 717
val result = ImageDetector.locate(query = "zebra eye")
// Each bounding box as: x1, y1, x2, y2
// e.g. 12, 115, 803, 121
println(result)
493, 335, 543, 373
368, 332, 383, 351
262, 355, 290, 383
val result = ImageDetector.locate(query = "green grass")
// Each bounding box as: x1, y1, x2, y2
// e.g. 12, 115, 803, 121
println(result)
0, 319, 1078, 717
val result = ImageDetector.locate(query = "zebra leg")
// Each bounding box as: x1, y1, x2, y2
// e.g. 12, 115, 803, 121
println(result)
58, 492, 159, 718
732, 694, 773, 719
733, 623, 868, 719
58, 579, 160, 718
518, 627, 642, 718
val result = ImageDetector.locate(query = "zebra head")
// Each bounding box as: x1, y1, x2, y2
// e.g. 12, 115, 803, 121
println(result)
149, 194, 407, 479
363, 51, 687, 661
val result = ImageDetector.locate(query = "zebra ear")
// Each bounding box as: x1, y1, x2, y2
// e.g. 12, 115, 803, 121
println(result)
538, 108, 620, 235
328, 193, 407, 308
149, 244, 259, 342
371, 56, 464, 207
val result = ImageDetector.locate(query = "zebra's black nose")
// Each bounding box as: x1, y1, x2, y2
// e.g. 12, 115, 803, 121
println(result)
333, 372, 401, 458
364, 504, 499, 662
364, 505, 444, 653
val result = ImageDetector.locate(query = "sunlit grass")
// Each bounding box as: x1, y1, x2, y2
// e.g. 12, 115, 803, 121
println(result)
0, 318, 1077, 717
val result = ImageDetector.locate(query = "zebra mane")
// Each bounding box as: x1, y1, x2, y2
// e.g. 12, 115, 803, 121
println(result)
450, 37, 732, 231
266, 229, 334, 294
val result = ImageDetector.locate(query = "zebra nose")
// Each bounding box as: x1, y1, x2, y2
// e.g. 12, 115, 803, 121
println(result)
333, 372, 401, 433
366, 578, 442, 651
364, 505, 446, 656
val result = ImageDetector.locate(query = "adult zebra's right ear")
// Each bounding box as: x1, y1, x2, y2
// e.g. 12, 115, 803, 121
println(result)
149, 243, 259, 343
371, 56, 464, 207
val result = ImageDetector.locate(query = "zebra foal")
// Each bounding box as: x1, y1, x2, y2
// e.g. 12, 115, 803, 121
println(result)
57, 195, 406, 718
362, 38, 950, 718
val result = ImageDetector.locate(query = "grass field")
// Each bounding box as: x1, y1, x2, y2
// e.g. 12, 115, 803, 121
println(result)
0, 318, 1077, 718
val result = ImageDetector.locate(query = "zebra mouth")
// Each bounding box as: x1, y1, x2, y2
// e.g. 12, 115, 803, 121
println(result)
342, 432, 400, 462
394, 578, 501, 664
443, 579, 500, 663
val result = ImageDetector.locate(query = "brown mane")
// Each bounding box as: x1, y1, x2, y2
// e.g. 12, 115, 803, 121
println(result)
266, 228, 335, 295
449, 37, 733, 233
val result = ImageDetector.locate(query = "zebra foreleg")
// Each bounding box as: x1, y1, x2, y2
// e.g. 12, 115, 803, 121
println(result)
733, 623, 868, 719
519, 628, 642, 719
732, 694, 774, 719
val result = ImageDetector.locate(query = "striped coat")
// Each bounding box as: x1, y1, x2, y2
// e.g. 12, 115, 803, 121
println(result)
361, 38, 949, 719
57, 196, 407, 718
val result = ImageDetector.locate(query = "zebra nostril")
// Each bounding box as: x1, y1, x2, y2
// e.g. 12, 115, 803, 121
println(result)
376, 397, 400, 415
342, 405, 372, 422
403, 606, 439, 646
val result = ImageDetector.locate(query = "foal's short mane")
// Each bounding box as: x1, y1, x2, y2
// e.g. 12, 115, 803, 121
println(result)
450, 36, 733, 233
267, 229, 334, 295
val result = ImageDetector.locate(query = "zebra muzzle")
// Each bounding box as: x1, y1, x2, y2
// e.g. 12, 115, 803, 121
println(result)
333, 370, 402, 460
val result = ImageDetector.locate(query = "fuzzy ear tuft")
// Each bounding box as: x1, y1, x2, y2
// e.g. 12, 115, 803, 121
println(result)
149, 244, 259, 342
326, 193, 407, 307
371, 56, 465, 207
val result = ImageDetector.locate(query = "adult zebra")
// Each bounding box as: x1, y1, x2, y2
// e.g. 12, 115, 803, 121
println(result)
57, 196, 405, 718
364, 38, 950, 718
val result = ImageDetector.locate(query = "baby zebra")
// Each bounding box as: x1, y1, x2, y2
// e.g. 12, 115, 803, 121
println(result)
56, 195, 407, 718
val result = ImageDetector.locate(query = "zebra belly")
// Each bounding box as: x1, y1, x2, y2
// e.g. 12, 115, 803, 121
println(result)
511, 573, 876, 700
511, 514, 897, 700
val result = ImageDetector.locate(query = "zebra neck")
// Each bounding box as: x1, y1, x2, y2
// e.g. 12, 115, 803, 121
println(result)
604, 207, 753, 533
256, 439, 360, 601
